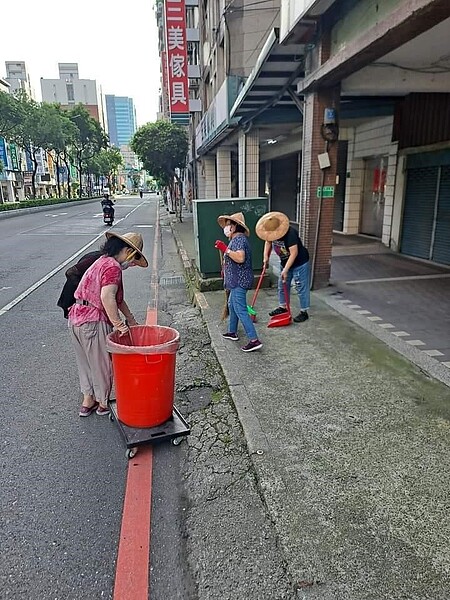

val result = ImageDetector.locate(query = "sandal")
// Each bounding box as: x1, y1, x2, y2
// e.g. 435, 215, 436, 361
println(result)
79, 402, 99, 417
96, 405, 110, 416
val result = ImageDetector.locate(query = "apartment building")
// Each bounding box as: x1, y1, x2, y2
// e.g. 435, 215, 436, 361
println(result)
5, 61, 34, 98
40, 63, 106, 128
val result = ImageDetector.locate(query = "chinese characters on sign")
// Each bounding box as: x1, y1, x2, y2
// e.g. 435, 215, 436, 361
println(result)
164, 0, 189, 118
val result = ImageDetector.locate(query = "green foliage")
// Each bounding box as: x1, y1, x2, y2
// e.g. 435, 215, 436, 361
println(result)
0, 90, 26, 139
41, 103, 79, 155
68, 105, 107, 161
88, 147, 123, 178
0, 195, 101, 211
131, 121, 188, 184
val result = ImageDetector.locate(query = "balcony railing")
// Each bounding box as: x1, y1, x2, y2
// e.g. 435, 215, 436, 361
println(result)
195, 75, 242, 154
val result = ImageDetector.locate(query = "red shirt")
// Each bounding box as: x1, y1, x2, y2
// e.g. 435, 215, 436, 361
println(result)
68, 256, 123, 326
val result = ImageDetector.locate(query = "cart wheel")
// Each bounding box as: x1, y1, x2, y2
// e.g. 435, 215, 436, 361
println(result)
172, 436, 183, 446
126, 448, 137, 459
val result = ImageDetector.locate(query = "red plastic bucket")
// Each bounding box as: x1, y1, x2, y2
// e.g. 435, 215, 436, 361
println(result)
106, 325, 180, 428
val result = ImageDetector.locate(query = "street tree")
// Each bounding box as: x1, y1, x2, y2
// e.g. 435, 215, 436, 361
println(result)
39, 103, 79, 198
4, 92, 44, 199
0, 90, 26, 139
88, 147, 123, 192
68, 105, 107, 197
131, 121, 188, 219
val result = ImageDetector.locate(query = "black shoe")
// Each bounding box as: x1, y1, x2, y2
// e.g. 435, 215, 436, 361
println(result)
293, 311, 309, 323
269, 306, 288, 317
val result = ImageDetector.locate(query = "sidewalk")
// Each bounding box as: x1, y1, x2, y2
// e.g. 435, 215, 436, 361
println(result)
171, 214, 450, 599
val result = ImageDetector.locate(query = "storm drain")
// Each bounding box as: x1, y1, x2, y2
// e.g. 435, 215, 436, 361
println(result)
160, 275, 186, 287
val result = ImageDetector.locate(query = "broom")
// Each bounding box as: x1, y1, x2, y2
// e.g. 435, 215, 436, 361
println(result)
218, 250, 230, 321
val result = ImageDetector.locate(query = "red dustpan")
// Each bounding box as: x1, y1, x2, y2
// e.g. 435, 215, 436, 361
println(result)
268, 281, 292, 328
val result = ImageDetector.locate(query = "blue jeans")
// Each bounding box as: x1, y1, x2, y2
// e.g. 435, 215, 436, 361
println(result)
278, 261, 310, 311
228, 286, 258, 340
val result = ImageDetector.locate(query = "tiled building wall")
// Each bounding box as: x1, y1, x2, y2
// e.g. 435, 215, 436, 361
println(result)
216, 149, 231, 197
238, 130, 259, 196
245, 130, 259, 197
198, 156, 216, 198
344, 116, 398, 244
300, 89, 339, 288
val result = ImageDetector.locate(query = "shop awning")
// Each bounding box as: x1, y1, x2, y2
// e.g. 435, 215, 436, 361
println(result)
230, 28, 305, 124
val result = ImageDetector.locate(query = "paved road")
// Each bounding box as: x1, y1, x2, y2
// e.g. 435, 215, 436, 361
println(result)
0, 197, 295, 599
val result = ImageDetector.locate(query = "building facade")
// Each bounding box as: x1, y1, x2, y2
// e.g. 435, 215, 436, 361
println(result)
177, 0, 450, 287
5, 61, 34, 98
40, 63, 105, 127
105, 95, 137, 147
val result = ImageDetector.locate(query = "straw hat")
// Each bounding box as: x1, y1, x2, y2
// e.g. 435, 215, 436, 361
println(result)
105, 231, 148, 267
217, 212, 250, 236
255, 212, 290, 242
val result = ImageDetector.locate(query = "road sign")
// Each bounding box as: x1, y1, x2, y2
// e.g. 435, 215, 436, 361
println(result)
316, 186, 335, 198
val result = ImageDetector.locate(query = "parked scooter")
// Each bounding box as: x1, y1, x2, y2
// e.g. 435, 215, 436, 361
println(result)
101, 194, 115, 226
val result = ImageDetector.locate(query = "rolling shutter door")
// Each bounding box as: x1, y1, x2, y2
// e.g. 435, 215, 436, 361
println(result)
432, 165, 450, 265
401, 167, 438, 259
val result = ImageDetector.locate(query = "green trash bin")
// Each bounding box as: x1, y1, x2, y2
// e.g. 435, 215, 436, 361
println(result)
193, 197, 269, 278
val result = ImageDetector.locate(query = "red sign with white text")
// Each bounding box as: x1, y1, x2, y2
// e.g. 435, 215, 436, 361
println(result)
164, 0, 189, 114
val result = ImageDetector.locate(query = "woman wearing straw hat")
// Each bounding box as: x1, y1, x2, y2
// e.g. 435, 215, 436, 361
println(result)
256, 212, 310, 323
214, 212, 262, 352
68, 232, 148, 417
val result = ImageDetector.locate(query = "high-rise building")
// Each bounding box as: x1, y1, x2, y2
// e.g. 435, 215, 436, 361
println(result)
40, 63, 105, 127
5, 61, 34, 97
105, 95, 137, 147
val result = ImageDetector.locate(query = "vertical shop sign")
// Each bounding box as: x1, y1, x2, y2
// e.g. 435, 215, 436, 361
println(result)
0, 138, 8, 170
9, 144, 19, 170
164, 0, 189, 123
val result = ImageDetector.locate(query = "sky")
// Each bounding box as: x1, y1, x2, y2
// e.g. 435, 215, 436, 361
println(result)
0, 0, 160, 127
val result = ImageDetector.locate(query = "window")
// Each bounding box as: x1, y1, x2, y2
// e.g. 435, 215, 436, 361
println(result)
66, 83, 75, 102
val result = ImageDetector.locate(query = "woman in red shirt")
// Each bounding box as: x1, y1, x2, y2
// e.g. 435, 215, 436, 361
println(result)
68, 232, 148, 417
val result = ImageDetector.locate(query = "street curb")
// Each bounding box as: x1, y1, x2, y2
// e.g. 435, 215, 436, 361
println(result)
318, 289, 450, 389
170, 225, 272, 457
0, 197, 101, 220
194, 290, 271, 455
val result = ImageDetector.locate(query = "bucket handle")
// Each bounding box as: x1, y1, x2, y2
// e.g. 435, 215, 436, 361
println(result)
145, 355, 163, 364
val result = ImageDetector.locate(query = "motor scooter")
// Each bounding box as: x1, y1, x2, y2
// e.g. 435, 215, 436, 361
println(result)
103, 205, 114, 226
101, 197, 115, 226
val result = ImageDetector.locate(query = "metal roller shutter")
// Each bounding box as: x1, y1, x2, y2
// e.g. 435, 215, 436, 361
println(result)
401, 167, 438, 259
432, 165, 450, 265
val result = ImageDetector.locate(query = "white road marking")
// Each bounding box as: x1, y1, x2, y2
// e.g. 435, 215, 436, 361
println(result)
338, 299, 352, 304
135, 225, 154, 228
367, 316, 382, 321
0, 201, 145, 317
379, 323, 395, 329
392, 331, 410, 337
348, 304, 361, 309
442, 362, 450, 368
0, 286, 12, 291
422, 350, 444, 357
345, 273, 450, 285
356, 310, 371, 315
406, 340, 426, 346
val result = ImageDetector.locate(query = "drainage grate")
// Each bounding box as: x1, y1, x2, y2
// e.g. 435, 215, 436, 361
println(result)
159, 275, 186, 287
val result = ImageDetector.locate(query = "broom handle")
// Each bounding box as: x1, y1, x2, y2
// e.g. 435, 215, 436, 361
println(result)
250, 264, 266, 307
283, 280, 291, 315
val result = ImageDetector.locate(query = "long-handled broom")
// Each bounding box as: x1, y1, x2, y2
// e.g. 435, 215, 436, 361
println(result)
218, 250, 230, 321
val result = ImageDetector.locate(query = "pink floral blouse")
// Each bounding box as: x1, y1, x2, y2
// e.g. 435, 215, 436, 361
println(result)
68, 256, 123, 326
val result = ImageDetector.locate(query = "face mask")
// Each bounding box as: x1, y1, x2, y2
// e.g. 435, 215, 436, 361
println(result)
223, 225, 233, 237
